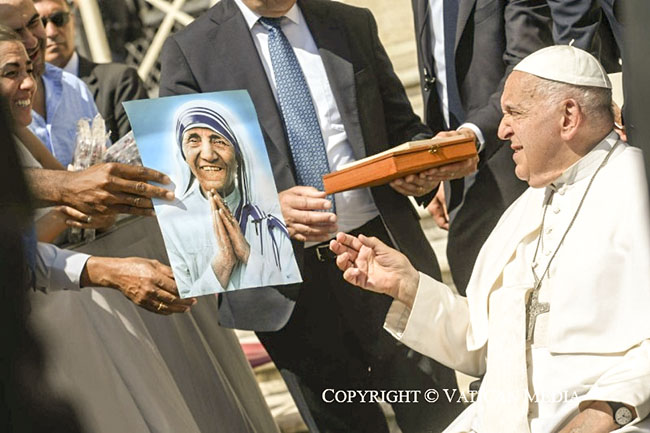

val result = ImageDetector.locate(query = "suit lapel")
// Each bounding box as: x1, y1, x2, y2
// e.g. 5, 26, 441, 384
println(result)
414, 0, 433, 68
77, 55, 95, 79
208, 0, 290, 161
455, 0, 475, 52
300, 0, 366, 160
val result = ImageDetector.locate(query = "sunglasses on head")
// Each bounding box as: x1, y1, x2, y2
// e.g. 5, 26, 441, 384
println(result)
41, 11, 71, 28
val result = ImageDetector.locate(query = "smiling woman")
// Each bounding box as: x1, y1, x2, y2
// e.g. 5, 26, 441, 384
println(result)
0, 26, 36, 127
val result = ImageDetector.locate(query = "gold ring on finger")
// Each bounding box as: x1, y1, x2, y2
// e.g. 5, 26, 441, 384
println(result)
157, 302, 166, 311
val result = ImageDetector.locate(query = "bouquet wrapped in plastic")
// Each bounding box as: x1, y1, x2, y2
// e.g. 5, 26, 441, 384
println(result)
68, 115, 142, 243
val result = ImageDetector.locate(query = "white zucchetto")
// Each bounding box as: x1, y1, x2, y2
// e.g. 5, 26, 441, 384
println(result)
514, 45, 612, 89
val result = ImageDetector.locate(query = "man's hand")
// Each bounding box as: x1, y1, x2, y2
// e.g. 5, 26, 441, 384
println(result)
329, 232, 419, 308
279, 186, 337, 242
80, 257, 196, 315
59, 163, 175, 215
427, 187, 450, 230
211, 189, 250, 264
208, 191, 237, 288
389, 129, 479, 197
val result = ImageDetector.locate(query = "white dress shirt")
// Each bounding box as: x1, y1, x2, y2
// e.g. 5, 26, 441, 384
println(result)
233, 0, 380, 242
62, 51, 80, 77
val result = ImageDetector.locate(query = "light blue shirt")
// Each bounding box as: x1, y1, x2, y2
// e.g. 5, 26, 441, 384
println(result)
29, 63, 100, 167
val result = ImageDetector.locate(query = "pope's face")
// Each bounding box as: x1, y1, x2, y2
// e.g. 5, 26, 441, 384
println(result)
34, 0, 75, 68
0, 40, 36, 127
498, 71, 564, 188
182, 127, 238, 196
0, 0, 47, 76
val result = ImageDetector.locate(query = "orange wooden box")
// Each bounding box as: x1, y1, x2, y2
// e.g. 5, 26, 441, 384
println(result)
322, 135, 477, 194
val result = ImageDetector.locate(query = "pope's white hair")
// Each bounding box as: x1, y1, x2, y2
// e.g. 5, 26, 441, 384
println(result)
530, 75, 614, 123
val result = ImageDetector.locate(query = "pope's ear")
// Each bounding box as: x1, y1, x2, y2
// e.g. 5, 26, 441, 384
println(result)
559, 98, 582, 141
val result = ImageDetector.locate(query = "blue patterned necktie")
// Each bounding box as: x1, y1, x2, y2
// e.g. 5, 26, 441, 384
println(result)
259, 17, 335, 212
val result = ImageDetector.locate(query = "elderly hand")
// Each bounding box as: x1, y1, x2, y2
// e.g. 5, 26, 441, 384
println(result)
80, 257, 196, 315
208, 191, 238, 288
60, 163, 175, 216
211, 189, 250, 264
279, 186, 337, 243
329, 232, 419, 307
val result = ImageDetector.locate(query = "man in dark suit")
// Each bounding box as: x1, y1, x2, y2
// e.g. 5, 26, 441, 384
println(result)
34, 0, 147, 142
413, 0, 553, 294
160, 0, 467, 431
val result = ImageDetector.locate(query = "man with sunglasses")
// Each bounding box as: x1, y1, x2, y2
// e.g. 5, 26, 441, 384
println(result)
34, 0, 148, 143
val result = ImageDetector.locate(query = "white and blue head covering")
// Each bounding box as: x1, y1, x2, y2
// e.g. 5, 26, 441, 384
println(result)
174, 101, 289, 266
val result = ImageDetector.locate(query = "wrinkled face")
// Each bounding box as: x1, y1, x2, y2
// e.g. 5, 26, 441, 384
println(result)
0, 0, 46, 76
498, 72, 563, 188
240, 0, 296, 17
182, 127, 238, 196
34, 0, 74, 68
0, 40, 36, 126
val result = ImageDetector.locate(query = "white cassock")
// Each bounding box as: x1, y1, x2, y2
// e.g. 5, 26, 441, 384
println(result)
384, 132, 650, 433
161, 180, 301, 297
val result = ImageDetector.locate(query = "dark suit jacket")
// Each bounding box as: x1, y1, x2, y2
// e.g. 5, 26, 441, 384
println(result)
160, 0, 441, 331
78, 55, 148, 142
412, 0, 553, 292
545, 0, 622, 73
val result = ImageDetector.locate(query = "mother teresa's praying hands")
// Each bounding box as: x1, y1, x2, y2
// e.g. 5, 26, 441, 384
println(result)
329, 232, 420, 309
209, 189, 251, 288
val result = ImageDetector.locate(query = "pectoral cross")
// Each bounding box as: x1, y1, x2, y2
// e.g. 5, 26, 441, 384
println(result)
525, 286, 550, 342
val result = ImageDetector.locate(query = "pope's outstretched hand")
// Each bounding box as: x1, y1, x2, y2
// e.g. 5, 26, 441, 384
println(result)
329, 233, 420, 306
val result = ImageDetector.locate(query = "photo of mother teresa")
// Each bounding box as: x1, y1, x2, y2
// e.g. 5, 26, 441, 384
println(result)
160, 101, 300, 297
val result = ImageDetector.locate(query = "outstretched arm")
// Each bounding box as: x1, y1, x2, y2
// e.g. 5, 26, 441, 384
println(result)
330, 232, 486, 375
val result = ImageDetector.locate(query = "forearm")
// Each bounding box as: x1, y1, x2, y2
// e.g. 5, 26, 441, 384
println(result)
80, 256, 122, 288
35, 210, 68, 243
15, 127, 65, 170
385, 272, 485, 375
558, 402, 622, 433
25, 168, 69, 206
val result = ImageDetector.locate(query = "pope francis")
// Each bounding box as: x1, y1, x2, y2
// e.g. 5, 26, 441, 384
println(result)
330, 45, 650, 433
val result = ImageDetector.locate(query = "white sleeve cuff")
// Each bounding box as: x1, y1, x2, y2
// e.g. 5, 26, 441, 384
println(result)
459, 123, 485, 153
35, 242, 90, 291
384, 297, 413, 340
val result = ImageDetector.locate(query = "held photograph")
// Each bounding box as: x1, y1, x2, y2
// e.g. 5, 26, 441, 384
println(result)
125, 91, 301, 298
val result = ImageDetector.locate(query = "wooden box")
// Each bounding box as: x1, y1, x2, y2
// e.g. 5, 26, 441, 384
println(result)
322, 135, 477, 194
